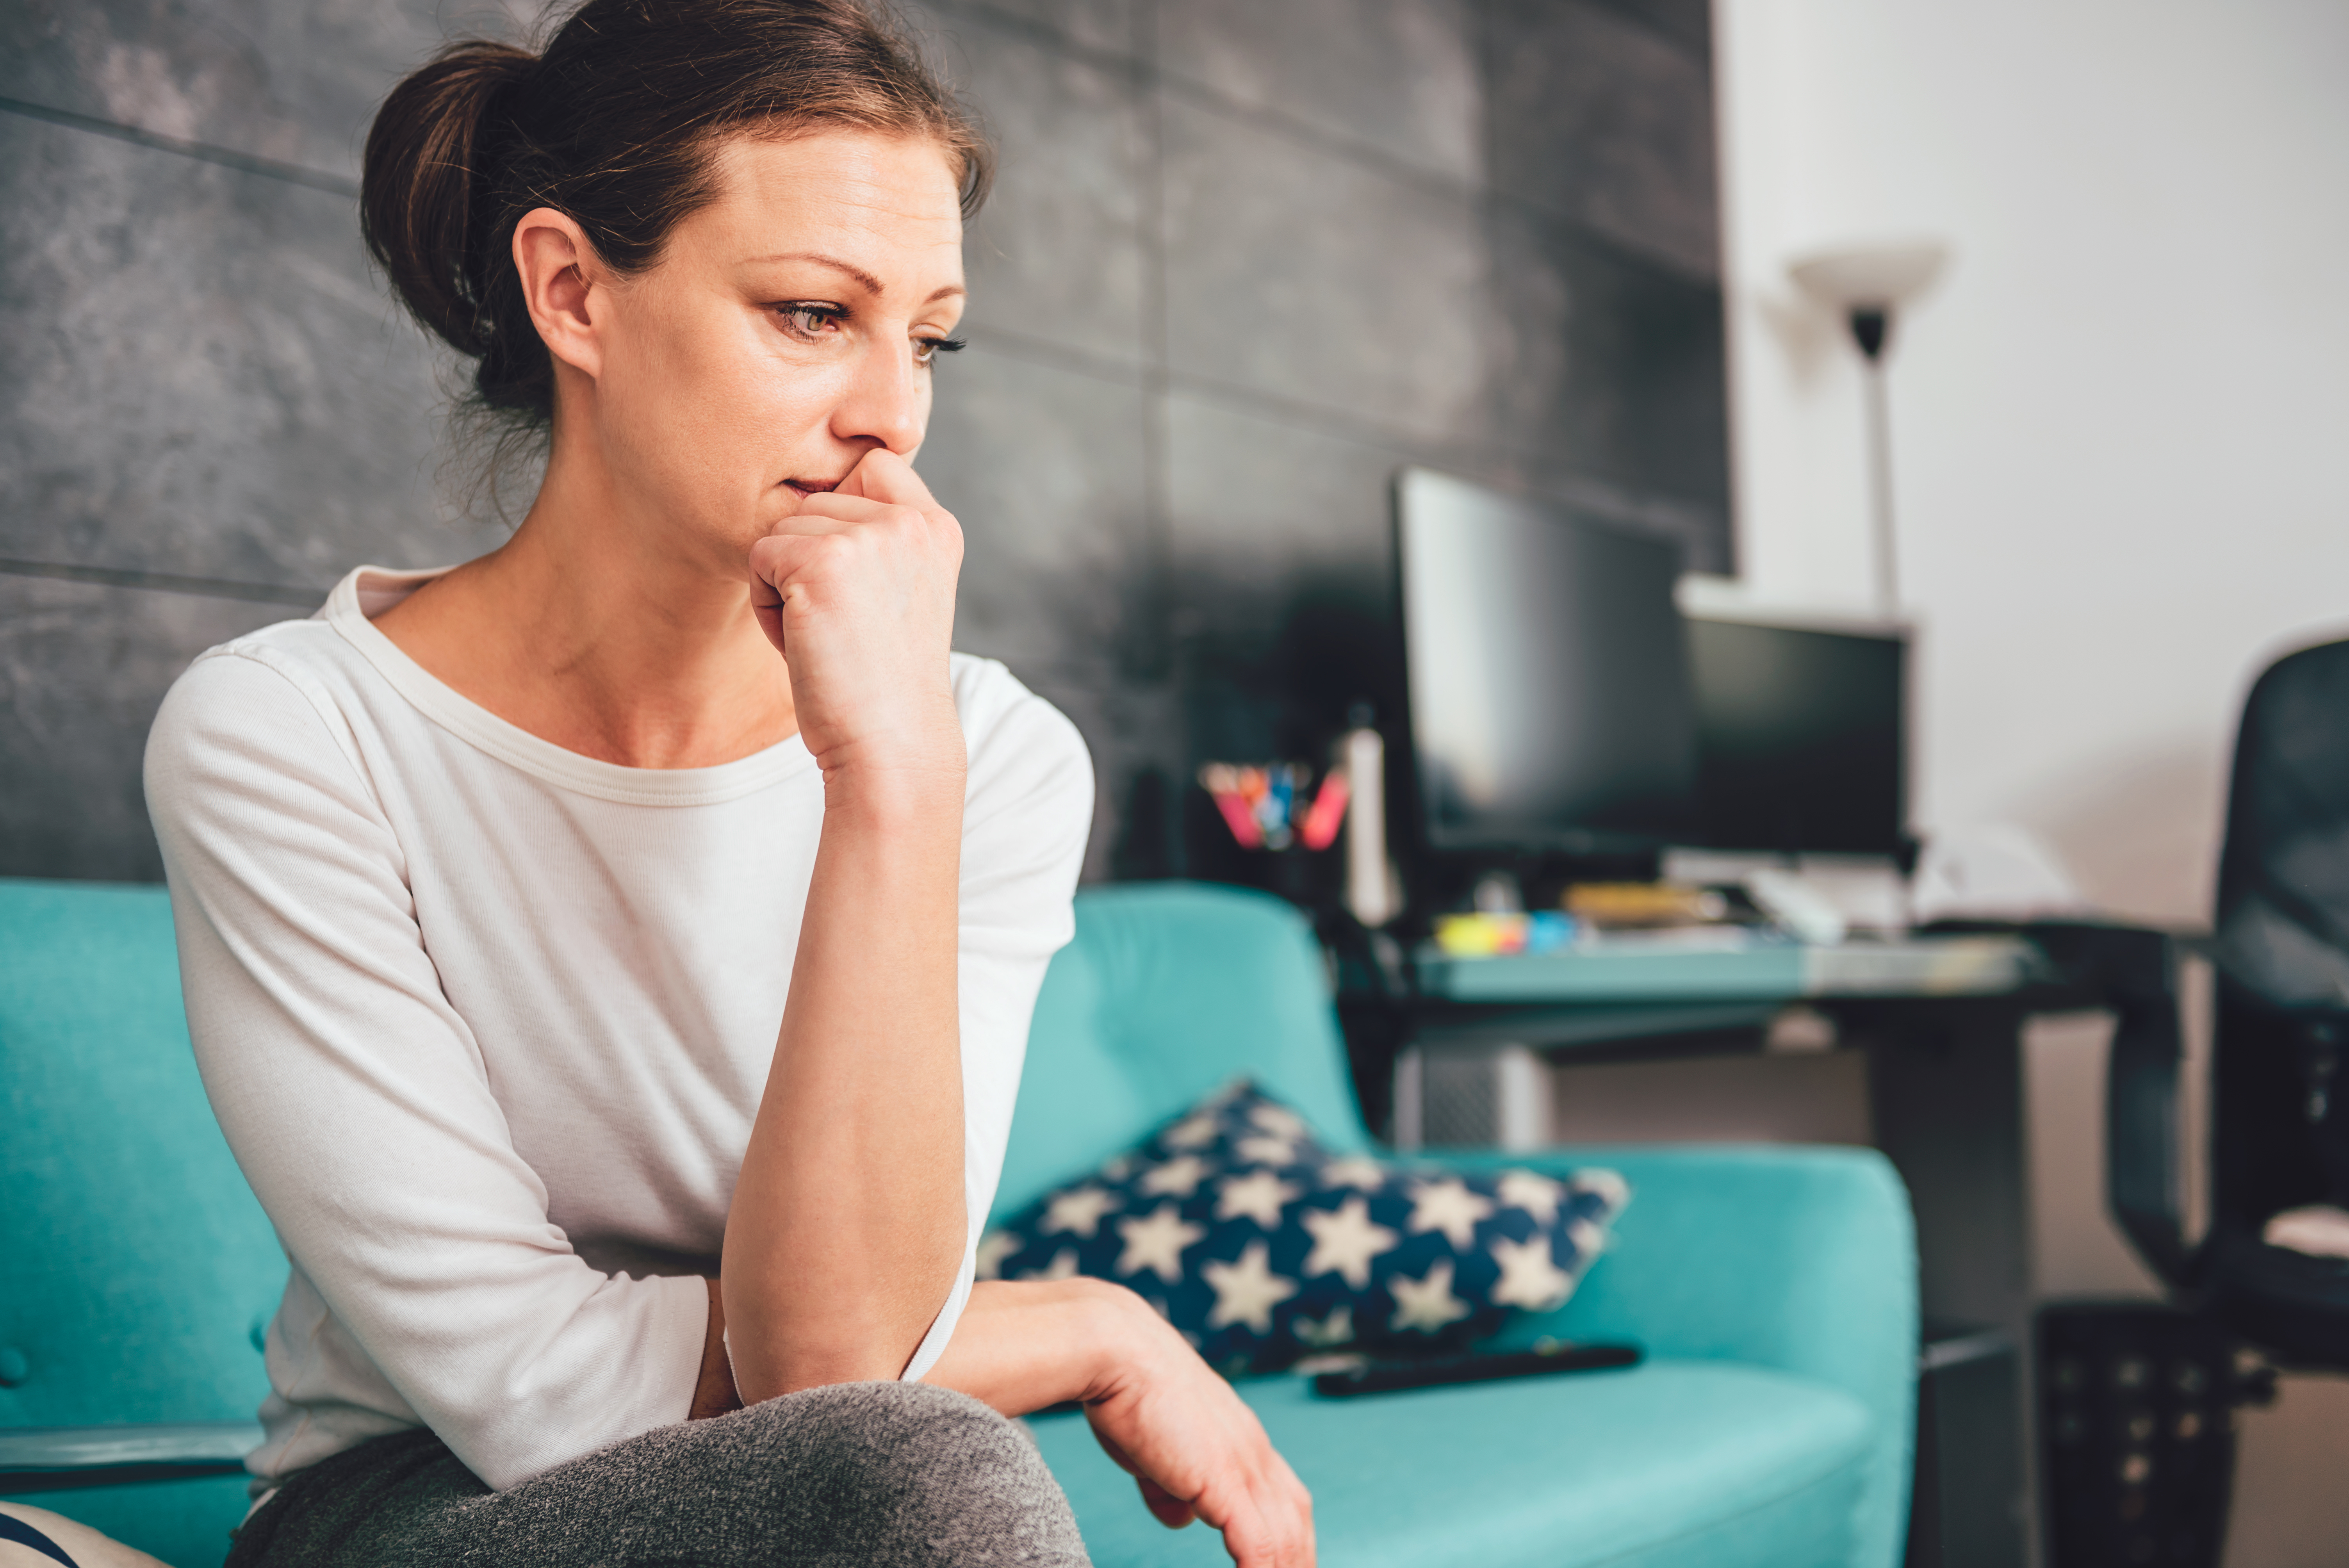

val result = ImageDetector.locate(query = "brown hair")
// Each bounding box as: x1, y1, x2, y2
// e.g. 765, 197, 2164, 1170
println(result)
362, 0, 989, 431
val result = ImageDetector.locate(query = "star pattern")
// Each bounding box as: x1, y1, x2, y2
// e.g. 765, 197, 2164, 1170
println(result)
1488, 1233, 1575, 1311
1249, 1102, 1308, 1140
1041, 1185, 1121, 1238
1116, 1202, 1205, 1284
1497, 1169, 1566, 1224
1293, 1304, 1356, 1348
1300, 1195, 1398, 1289
1161, 1112, 1221, 1149
1388, 1258, 1473, 1335
1139, 1153, 1212, 1197
975, 1229, 1022, 1281
980, 1080, 1630, 1374
1203, 1239, 1299, 1333
1235, 1133, 1305, 1166
1215, 1169, 1299, 1227
1408, 1177, 1495, 1249
1020, 1246, 1081, 1283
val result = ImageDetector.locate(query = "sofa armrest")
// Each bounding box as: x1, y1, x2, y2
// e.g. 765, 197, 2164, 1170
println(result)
1438, 1144, 1918, 1568
1442, 1144, 1915, 1393
0, 1424, 259, 1490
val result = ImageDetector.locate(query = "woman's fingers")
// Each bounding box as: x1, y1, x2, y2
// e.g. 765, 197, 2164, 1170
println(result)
836, 445, 937, 510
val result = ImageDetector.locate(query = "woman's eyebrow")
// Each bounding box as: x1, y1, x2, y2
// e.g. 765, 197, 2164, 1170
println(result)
744, 251, 885, 294
743, 252, 964, 308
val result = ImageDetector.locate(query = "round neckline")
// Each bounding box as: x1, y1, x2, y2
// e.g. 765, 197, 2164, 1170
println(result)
322, 564, 816, 808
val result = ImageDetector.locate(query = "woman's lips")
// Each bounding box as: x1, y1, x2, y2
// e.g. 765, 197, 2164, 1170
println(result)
782, 477, 844, 499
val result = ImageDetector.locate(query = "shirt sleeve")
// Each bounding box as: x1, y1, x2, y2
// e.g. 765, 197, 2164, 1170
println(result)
145, 649, 710, 1491
902, 667, 1095, 1382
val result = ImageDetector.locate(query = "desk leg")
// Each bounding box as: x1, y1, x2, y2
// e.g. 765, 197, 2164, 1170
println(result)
1856, 1003, 2037, 1568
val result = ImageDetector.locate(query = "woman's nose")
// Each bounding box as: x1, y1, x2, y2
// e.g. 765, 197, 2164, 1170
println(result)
832, 340, 927, 456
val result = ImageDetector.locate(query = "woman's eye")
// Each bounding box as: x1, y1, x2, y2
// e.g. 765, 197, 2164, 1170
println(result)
775, 304, 844, 342
914, 335, 968, 367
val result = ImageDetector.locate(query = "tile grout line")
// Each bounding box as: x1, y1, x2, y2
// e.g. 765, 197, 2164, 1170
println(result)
0, 96, 360, 198
0, 557, 323, 608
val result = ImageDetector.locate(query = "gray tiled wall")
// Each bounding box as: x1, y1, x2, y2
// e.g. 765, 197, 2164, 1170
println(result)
0, 0, 1726, 884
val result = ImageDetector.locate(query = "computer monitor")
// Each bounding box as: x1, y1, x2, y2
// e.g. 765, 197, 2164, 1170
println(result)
1685, 613, 1908, 857
1395, 468, 1697, 852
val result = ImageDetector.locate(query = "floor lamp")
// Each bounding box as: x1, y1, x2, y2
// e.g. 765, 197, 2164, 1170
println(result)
1789, 242, 1949, 619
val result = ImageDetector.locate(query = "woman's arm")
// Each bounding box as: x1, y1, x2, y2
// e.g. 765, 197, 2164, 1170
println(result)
691, 1278, 1314, 1566
927, 1280, 1316, 1568
724, 448, 972, 1400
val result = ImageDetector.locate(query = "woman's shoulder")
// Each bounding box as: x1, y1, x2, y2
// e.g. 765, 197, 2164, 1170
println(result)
948, 654, 1094, 814
151, 614, 383, 757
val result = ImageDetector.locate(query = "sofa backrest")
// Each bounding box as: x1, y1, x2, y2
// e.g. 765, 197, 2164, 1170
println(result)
991, 882, 1371, 1222
0, 879, 281, 1432
0, 876, 1367, 1422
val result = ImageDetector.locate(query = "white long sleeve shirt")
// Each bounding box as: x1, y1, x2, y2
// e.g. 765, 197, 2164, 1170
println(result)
143, 565, 1092, 1493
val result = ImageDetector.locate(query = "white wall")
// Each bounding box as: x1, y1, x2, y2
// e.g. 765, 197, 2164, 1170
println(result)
1715, 0, 2349, 927
1713, 8, 2349, 1563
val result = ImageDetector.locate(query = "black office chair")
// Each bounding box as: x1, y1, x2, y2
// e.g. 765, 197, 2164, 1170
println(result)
2105, 636, 2349, 1351
2034, 638, 2349, 1568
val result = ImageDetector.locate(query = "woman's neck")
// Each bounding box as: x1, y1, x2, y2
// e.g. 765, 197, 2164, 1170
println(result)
373, 445, 800, 770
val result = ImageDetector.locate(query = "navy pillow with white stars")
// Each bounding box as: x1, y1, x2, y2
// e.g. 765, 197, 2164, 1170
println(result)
978, 1080, 1630, 1375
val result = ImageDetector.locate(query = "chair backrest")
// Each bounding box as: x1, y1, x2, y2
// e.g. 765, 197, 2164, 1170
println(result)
2212, 638, 2349, 1226
992, 882, 1370, 1221
0, 879, 282, 1432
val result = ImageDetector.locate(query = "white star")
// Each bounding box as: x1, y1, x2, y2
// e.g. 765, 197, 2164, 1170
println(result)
975, 1229, 1021, 1281
1215, 1169, 1299, 1227
1323, 1157, 1386, 1190
1116, 1202, 1205, 1284
1019, 1246, 1081, 1283
1293, 1304, 1356, 1348
1161, 1112, 1221, 1149
1300, 1195, 1399, 1289
1235, 1133, 1304, 1166
1249, 1102, 1309, 1139
1388, 1258, 1473, 1335
1488, 1233, 1576, 1311
1408, 1177, 1495, 1249
1139, 1154, 1212, 1197
1041, 1185, 1121, 1239
1566, 1217, 1609, 1260
1497, 1169, 1567, 1224
1570, 1169, 1631, 1213
1202, 1239, 1299, 1334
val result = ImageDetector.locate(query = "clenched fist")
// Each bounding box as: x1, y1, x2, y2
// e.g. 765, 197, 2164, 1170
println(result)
747, 448, 966, 789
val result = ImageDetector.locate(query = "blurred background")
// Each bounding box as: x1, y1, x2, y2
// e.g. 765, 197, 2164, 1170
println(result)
5, 1, 2347, 1563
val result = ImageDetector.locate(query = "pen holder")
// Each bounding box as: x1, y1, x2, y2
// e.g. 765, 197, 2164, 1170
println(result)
1190, 761, 1351, 908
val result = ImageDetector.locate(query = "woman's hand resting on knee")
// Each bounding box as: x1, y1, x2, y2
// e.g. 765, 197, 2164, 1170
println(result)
926, 1278, 1315, 1568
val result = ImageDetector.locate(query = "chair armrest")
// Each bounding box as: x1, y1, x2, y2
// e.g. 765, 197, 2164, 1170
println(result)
0, 1423, 259, 1487
2027, 923, 2191, 1286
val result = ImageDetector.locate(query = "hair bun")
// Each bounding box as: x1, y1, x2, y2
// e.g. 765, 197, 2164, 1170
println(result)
361, 40, 537, 360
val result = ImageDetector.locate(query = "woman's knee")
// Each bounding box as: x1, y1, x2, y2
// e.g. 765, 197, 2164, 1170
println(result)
734, 1381, 1088, 1563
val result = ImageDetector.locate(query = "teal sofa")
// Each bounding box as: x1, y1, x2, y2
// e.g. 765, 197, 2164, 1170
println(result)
3, 877, 1916, 1566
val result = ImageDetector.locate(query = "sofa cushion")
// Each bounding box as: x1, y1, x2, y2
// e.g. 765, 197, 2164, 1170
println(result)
1027, 1358, 1875, 1568
982, 1082, 1628, 1372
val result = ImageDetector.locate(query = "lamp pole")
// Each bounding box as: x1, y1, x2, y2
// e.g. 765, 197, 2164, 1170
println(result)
1848, 306, 1899, 618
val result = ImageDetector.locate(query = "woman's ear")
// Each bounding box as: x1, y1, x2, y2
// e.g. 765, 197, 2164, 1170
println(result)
512, 207, 605, 380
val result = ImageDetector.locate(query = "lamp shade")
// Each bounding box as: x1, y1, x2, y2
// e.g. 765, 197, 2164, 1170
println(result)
1788, 241, 1950, 310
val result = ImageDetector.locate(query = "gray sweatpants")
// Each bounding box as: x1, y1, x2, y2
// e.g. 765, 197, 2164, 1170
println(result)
223, 1381, 1093, 1567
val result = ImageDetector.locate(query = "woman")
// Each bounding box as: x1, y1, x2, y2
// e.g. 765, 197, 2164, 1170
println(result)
143, 1, 1313, 1563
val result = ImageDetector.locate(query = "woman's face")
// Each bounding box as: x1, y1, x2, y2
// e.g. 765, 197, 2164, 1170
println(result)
562, 128, 968, 570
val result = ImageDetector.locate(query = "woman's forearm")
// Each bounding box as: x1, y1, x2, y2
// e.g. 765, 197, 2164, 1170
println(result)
721, 753, 968, 1401
923, 1278, 1148, 1415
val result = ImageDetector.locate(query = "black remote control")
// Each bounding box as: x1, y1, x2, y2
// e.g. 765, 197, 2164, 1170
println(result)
1309, 1340, 1641, 1398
